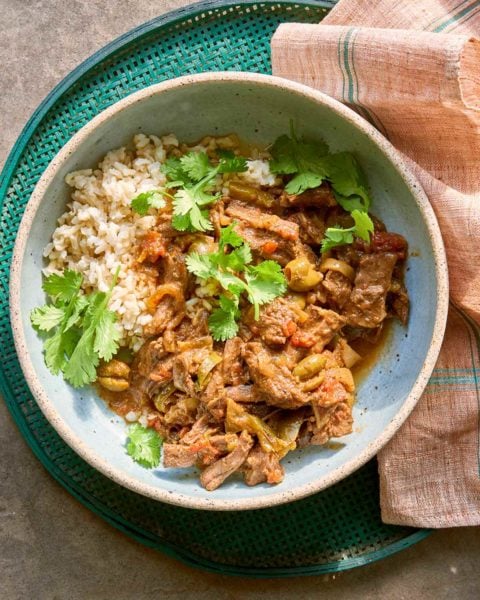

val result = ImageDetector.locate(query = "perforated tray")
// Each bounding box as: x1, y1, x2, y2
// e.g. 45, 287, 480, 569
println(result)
0, 0, 428, 577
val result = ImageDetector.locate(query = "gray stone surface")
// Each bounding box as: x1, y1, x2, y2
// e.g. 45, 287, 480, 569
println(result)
1, 1, 479, 598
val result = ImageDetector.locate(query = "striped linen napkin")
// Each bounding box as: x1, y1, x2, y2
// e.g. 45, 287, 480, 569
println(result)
271, 0, 480, 527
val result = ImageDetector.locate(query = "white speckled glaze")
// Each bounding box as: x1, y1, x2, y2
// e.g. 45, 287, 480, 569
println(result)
9, 72, 448, 511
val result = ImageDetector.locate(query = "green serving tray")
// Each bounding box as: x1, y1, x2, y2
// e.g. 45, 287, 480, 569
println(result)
0, 0, 429, 577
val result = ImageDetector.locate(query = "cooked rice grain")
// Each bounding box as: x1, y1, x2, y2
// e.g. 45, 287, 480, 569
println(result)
44, 134, 177, 350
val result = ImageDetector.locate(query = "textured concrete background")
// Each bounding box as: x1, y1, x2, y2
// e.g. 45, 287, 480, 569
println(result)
1, 1, 479, 598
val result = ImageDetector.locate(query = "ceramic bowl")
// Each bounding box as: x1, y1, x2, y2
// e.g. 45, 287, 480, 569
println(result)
10, 72, 448, 510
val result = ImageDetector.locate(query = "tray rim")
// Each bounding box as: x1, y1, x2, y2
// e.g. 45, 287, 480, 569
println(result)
0, 0, 431, 577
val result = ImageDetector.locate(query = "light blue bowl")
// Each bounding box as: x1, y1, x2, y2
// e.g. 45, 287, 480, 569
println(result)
10, 73, 448, 510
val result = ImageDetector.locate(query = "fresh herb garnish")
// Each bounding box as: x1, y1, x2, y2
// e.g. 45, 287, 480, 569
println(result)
126, 423, 162, 468
162, 150, 248, 233
30, 269, 121, 388
186, 225, 287, 340
270, 123, 329, 195
321, 209, 374, 253
131, 190, 168, 216
270, 124, 375, 251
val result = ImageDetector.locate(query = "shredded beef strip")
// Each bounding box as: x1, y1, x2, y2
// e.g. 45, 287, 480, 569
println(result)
130, 338, 173, 398
249, 297, 301, 347
280, 183, 337, 208
200, 431, 254, 491
144, 249, 189, 336
172, 354, 197, 396
233, 222, 298, 266
163, 444, 199, 468
291, 305, 346, 351
203, 366, 227, 421
322, 271, 352, 310
163, 433, 237, 469
243, 342, 314, 409
308, 402, 353, 445
225, 199, 300, 241
243, 444, 285, 486
342, 252, 397, 328
287, 210, 327, 246
224, 384, 265, 403
222, 337, 246, 385
389, 280, 409, 324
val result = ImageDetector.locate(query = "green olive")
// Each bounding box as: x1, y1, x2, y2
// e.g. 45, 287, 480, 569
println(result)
228, 182, 275, 208
97, 359, 130, 379
301, 372, 325, 392
97, 376, 129, 392
287, 293, 307, 310
293, 354, 327, 380
285, 257, 322, 291
188, 236, 216, 255
229, 181, 257, 202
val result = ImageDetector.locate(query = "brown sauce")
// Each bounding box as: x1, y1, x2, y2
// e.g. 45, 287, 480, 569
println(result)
350, 320, 392, 384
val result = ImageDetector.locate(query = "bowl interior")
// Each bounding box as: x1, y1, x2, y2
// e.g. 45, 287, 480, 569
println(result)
12, 75, 445, 509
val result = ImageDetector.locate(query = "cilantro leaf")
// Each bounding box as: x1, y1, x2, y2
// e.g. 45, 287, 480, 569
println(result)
93, 309, 122, 362
285, 172, 324, 195
180, 151, 211, 181
208, 295, 240, 341
131, 191, 166, 216
213, 270, 247, 296
162, 157, 192, 185
42, 270, 83, 303
63, 328, 98, 387
172, 188, 195, 216
172, 187, 216, 233
320, 211, 374, 253
126, 423, 162, 468
44, 329, 70, 374
213, 223, 252, 272
270, 126, 373, 203
225, 244, 252, 271
270, 134, 298, 174
351, 209, 374, 241
30, 305, 65, 332
218, 223, 244, 249
171, 213, 195, 232
244, 261, 287, 319
322, 152, 371, 209
189, 205, 214, 232
270, 126, 329, 194
334, 192, 368, 213
185, 253, 214, 280
270, 128, 328, 177
63, 294, 89, 331
295, 139, 330, 173
321, 227, 355, 253
217, 152, 248, 174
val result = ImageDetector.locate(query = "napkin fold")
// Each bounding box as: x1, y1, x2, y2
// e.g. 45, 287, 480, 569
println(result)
271, 0, 480, 527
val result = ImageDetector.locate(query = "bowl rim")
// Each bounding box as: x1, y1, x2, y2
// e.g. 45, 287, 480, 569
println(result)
9, 71, 449, 511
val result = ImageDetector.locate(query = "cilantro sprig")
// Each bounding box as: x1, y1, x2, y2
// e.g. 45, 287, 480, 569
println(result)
131, 190, 169, 216
270, 124, 329, 195
126, 423, 163, 468
30, 269, 121, 388
321, 209, 374, 253
270, 124, 375, 251
163, 150, 248, 233
186, 225, 287, 340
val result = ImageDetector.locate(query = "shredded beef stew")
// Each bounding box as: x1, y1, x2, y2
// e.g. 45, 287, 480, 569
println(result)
96, 134, 409, 490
